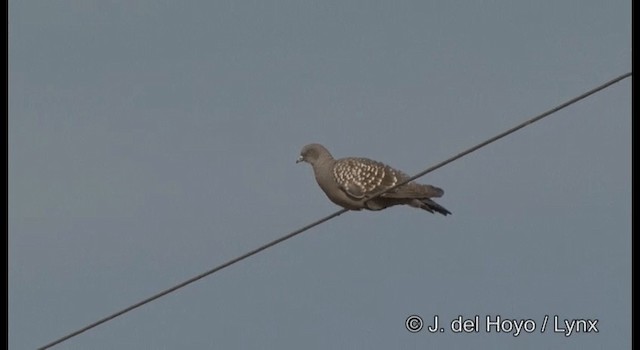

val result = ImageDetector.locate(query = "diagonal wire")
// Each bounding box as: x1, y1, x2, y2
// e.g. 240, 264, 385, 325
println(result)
38, 72, 631, 350
365, 72, 632, 200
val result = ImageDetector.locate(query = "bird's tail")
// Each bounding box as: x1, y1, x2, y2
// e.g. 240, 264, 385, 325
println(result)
415, 198, 451, 216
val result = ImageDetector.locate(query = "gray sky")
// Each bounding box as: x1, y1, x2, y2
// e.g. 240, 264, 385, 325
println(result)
9, 1, 631, 349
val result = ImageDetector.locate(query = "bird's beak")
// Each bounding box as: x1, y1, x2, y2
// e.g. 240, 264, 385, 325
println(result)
296, 155, 304, 164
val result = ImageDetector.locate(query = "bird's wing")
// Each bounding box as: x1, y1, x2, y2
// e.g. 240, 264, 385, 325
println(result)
332, 158, 405, 199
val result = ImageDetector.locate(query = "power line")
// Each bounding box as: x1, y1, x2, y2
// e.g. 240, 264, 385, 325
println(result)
38, 72, 631, 350
366, 72, 632, 197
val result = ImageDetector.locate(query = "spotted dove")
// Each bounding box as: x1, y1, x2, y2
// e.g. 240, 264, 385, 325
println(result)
296, 143, 451, 215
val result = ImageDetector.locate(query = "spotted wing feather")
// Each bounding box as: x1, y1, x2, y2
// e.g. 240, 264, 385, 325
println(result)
332, 158, 406, 199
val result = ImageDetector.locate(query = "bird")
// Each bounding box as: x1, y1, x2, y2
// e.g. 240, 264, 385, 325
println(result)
296, 143, 451, 215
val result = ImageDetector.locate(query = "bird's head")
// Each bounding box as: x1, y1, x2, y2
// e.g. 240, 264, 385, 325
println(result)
296, 143, 331, 165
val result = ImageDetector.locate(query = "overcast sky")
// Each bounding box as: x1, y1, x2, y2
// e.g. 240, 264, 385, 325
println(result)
9, 1, 631, 349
